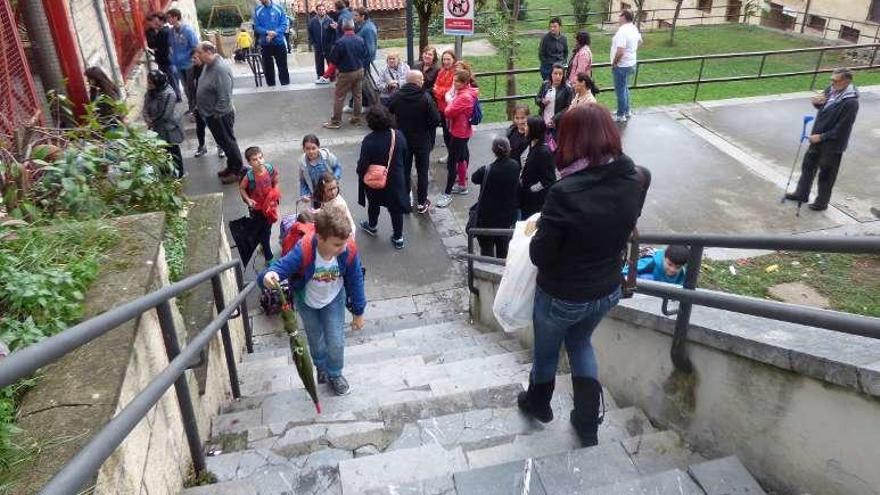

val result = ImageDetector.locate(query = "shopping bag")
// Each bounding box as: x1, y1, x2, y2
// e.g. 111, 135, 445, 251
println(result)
492, 214, 540, 333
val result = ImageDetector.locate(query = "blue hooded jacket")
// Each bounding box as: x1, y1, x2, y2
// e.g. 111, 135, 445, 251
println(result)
634, 249, 686, 285
254, 1, 289, 47
170, 24, 199, 70
357, 19, 378, 66
258, 236, 366, 315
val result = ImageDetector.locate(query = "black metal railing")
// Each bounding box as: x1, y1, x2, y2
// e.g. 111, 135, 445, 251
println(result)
0, 259, 256, 494
464, 228, 880, 373
475, 42, 880, 103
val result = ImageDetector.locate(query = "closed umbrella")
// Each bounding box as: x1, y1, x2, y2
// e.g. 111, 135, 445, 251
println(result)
272, 282, 321, 414
229, 215, 260, 267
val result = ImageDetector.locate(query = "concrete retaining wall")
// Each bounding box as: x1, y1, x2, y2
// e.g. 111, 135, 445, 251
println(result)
471, 263, 880, 495
14, 196, 245, 494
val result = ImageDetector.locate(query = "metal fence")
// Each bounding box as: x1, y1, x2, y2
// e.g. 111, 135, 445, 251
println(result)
475, 42, 880, 103
0, 0, 41, 145
0, 259, 256, 494
463, 228, 880, 374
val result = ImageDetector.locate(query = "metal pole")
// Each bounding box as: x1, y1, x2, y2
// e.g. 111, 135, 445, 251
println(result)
211, 276, 241, 398
757, 53, 767, 77
670, 245, 703, 373
809, 48, 825, 90
156, 301, 206, 475
467, 233, 477, 294
693, 58, 706, 101
234, 263, 254, 354
455, 35, 463, 60
406, 0, 415, 66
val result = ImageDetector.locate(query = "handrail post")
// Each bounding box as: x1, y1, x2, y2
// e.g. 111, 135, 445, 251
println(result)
693, 58, 707, 101
467, 232, 477, 295
757, 53, 767, 77
809, 48, 826, 90
211, 275, 241, 398
156, 301, 206, 475
234, 263, 254, 354
670, 244, 703, 373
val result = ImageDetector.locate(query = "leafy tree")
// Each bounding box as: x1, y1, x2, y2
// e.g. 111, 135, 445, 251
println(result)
668, 0, 684, 45
488, 0, 522, 118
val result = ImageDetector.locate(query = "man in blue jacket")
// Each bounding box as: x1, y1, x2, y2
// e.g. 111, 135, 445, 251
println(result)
323, 19, 366, 129
254, 0, 290, 86
354, 8, 378, 68
167, 9, 199, 112
330, 0, 353, 36
308, 3, 335, 82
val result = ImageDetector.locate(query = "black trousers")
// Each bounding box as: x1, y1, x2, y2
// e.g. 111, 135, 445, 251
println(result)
194, 109, 206, 148
314, 50, 326, 77
405, 146, 431, 206
205, 112, 243, 172
261, 43, 290, 86
168, 144, 184, 178
180, 67, 197, 112
478, 235, 510, 259
794, 143, 843, 207
368, 203, 403, 239
446, 136, 469, 195
251, 210, 274, 261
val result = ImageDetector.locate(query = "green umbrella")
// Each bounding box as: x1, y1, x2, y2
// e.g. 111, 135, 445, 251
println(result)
273, 282, 321, 414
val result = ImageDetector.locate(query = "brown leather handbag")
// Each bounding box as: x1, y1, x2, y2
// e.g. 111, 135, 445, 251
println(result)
363, 129, 396, 190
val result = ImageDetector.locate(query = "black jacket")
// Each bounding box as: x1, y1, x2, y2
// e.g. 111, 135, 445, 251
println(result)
530, 154, 643, 302
506, 125, 530, 167
146, 26, 172, 66
519, 143, 556, 218
357, 129, 410, 213
416, 61, 440, 93
472, 157, 521, 229
389, 83, 441, 151
812, 85, 859, 153
535, 82, 573, 125
539, 32, 568, 65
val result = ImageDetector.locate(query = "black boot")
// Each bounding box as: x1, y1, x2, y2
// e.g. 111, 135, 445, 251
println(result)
570, 376, 605, 447
517, 378, 555, 423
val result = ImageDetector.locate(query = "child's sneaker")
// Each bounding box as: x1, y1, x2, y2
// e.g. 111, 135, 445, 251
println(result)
359, 221, 378, 237
451, 184, 470, 195
435, 194, 453, 208
391, 235, 405, 250
416, 200, 431, 214
329, 375, 350, 396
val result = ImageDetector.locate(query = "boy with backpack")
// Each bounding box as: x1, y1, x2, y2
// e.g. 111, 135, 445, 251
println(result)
240, 146, 280, 262
261, 206, 366, 396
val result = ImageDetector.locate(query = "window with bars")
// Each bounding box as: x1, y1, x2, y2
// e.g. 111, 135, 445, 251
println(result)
839, 25, 860, 43
698, 0, 713, 13
806, 14, 827, 31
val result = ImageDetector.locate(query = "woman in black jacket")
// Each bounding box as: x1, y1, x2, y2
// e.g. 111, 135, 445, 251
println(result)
519, 117, 556, 218
357, 106, 410, 249
414, 45, 440, 94
517, 104, 644, 449
535, 63, 573, 139
471, 136, 521, 258
506, 104, 531, 167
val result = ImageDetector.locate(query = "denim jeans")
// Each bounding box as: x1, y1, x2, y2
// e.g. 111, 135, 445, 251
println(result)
612, 65, 635, 117
530, 286, 621, 383
540, 63, 553, 82
294, 288, 347, 378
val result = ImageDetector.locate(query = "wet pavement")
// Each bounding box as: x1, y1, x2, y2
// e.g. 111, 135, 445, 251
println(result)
181, 68, 879, 301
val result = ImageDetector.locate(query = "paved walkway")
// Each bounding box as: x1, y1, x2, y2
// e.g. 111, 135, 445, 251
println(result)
181, 70, 880, 300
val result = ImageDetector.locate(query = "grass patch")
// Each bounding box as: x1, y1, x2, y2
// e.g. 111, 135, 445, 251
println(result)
164, 209, 189, 283
701, 252, 880, 317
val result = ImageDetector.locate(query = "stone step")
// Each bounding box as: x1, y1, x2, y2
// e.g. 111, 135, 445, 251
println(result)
346, 320, 492, 347
236, 349, 530, 401
464, 407, 655, 470
338, 443, 467, 494
688, 456, 767, 495
623, 430, 705, 477
583, 468, 705, 495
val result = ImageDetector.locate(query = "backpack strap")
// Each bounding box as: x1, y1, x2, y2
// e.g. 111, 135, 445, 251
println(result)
298, 230, 316, 277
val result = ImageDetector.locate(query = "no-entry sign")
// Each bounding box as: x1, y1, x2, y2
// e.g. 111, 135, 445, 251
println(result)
444, 0, 474, 36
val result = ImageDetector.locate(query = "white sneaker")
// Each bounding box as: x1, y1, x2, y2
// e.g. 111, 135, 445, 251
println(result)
451, 184, 470, 195
316, 77, 330, 84
343, 105, 353, 113
435, 194, 453, 208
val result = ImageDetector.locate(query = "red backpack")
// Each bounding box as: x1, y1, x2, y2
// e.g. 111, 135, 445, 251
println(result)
296, 230, 358, 277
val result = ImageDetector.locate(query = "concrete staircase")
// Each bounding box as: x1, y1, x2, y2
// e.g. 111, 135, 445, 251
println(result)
181, 298, 766, 495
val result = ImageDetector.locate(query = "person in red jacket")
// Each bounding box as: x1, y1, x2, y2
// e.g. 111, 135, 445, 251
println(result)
436, 69, 478, 208
432, 50, 457, 164
240, 146, 280, 262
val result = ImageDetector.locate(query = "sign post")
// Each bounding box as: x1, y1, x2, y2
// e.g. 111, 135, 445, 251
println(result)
443, 0, 474, 59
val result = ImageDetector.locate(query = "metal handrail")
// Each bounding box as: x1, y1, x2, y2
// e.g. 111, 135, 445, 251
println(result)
464, 228, 880, 372
0, 259, 257, 493
474, 42, 880, 103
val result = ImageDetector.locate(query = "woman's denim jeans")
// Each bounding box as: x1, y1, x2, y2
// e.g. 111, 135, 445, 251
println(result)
530, 286, 621, 383
294, 288, 347, 378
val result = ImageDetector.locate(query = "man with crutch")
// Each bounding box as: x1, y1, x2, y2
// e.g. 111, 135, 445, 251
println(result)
784, 68, 859, 212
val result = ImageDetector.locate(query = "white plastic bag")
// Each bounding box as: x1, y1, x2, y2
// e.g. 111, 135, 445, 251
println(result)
492, 214, 540, 333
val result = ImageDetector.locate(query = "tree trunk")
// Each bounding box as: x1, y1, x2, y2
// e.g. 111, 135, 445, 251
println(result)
669, 0, 684, 46
505, 0, 521, 119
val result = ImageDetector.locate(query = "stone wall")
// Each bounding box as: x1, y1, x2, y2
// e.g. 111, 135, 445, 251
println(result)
14, 197, 246, 494
471, 264, 880, 495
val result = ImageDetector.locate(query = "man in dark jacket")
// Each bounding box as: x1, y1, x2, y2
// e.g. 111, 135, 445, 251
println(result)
146, 13, 178, 101
324, 19, 367, 129
308, 3, 334, 81
538, 17, 568, 82
785, 68, 860, 211
389, 70, 442, 213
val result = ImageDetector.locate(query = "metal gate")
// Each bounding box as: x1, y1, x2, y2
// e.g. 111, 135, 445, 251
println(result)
0, 0, 41, 145
104, 0, 173, 78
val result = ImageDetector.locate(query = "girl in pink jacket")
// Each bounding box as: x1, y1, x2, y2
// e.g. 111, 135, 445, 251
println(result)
567, 31, 593, 86
436, 70, 479, 208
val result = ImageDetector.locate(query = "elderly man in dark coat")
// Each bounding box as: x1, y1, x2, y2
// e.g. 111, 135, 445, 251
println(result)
357, 106, 410, 249
389, 70, 442, 214
785, 67, 860, 211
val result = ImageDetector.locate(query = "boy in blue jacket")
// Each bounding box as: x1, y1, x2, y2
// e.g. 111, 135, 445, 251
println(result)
634, 245, 689, 285
261, 206, 366, 396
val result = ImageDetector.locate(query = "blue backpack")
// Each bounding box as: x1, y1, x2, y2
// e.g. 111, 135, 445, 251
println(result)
469, 99, 483, 126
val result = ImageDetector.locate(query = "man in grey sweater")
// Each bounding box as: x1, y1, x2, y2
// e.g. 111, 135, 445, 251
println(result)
195, 41, 244, 183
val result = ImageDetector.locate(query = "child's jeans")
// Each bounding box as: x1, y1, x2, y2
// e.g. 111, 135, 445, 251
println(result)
294, 288, 347, 378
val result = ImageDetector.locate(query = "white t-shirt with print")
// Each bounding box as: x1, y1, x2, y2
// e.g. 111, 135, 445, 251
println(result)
611, 23, 642, 68
304, 253, 344, 309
